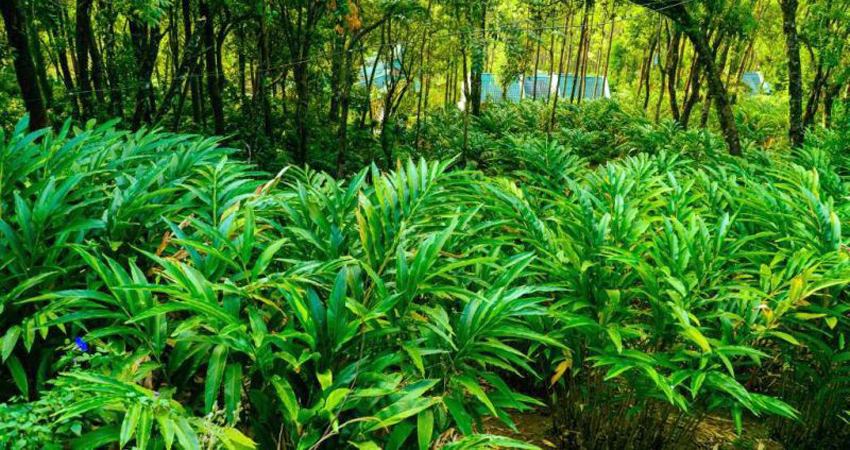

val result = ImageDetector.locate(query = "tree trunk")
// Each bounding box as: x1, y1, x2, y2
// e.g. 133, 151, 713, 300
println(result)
415, 0, 434, 148
75, 0, 94, 117
336, 43, 354, 176
200, 1, 224, 135
577, 3, 595, 104
257, 11, 273, 138
128, 19, 161, 129
532, 18, 542, 101
101, 2, 123, 117
680, 59, 701, 129
25, 12, 52, 108
602, 9, 615, 97
779, 0, 804, 147
654, 26, 668, 122
469, 2, 485, 115
570, 2, 590, 103
1, 0, 49, 129
688, 26, 740, 155
631, 0, 741, 155
802, 62, 827, 128
667, 28, 682, 121
643, 22, 661, 111
549, 11, 572, 131
182, 0, 203, 127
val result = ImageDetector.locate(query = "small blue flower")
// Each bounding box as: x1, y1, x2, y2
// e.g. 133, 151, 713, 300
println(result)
74, 337, 89, 352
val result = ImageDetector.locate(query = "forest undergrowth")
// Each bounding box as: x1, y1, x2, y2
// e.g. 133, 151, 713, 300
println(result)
2, 98, 850, 449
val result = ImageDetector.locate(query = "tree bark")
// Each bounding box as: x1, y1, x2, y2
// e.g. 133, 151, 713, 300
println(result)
570, 2, 590, 103
200, 1, 224, 135
469, 2, 485, 115
549, 11, 572, 131
666, 28, 682, 121
779, 0, 804, 147
1, 0, 49, 129
75, 0, 94, 117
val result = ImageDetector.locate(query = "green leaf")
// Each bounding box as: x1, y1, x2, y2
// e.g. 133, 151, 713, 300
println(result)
456, 374, 497, 416
224, 363, 243, 423
71, 425, 120, 450
325, 388, 351, 412
6, 355, 28, 399
606, 327, 623, 353
205, 344, 228, 413
404, 344, 425, 375
768, 331, 801, 346
136, 407, 153, 449
2, 325, 20, 361
271, 375, 300, 425
444, 396, 473, 436
120, 404, 141, 448
368, 396, 440, 432
417, 408, 434, 450
682, 326, 711, 353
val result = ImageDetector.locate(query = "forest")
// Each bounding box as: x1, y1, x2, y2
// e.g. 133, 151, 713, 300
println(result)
2, 0, 850, 448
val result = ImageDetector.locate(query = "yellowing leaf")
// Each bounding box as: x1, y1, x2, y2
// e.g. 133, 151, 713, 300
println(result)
826, 317, 838, 329
683, 326, 711, 353
793, 313, 826, 320
769, 331, 801, 346
549, 360, 571, 387
789, 277, 804, 303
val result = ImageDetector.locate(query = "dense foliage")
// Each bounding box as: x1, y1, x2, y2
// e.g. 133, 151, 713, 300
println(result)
2, 95, 850, 448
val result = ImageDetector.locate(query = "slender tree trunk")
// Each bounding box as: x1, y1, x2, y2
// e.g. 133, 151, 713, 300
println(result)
51, 26, 80, 120
200, 1, 224, 134
592, 8, 608, 98
415, 0, 434, 148
577, 3, 596, 104
546, 17, 556, 103
667, 28, 682, 121
550, 11, 572, 131
700, 39, 730, 128
681, 59, 701, 128
257, 13, 272, 138
654, 26, 668, 122
802, 63, 828, 128
570, 2, 590, 103
532, 17, 542, 101
101, 2, 123, 117
602, 9, 615, 98
687, 24, 740, 154
469, 2, 485, 115
75, 0, 94, 117
1, 0, 48, 129
644, 21, 661, 111
329, 33, 345, 123
88, 12, 106, 107
779, 0, 804, 147
182, 0, 203, 126
25, 12, 52, 108
336, 42, 354, 176
562, 13, 575, 97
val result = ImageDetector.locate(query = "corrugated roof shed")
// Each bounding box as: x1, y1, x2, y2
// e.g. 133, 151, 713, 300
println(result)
555, 74, 610, 100
524, 74, 551, 99
741, 72, 772, 95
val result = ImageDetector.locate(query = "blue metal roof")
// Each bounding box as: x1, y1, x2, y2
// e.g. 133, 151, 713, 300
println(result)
480, 74, 522, 103
524, 74, 551, 99
741, 72, 772, 95
555, 74, 609, 100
